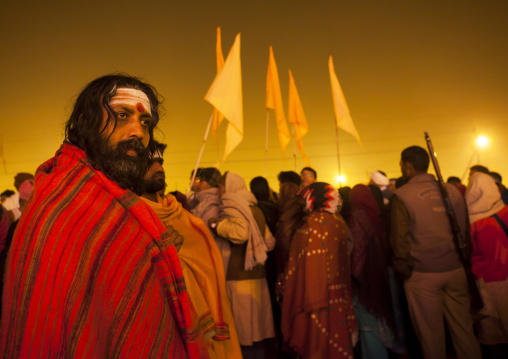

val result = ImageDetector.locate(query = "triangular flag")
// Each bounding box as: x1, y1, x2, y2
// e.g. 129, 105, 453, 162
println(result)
329, 56, 362, 146
288, 70, 311, 166
266, 46, 290, 156
211, 27, 225, 140
205, 33, 243, 163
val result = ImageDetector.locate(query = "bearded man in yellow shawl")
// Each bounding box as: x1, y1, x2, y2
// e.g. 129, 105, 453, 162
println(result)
140, 142, 241, 359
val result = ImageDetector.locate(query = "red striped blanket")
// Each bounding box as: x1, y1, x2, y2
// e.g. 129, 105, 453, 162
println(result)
0, 143, 208, 358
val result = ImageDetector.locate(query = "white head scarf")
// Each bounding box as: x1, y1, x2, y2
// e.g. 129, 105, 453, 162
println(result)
371, 171, 389, 187
221, 172, 267, 270
466, 172, 505, 224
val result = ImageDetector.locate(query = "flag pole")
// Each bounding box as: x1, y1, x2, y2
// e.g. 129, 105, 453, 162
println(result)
335, 125, 342, 181
461, 148, 479, 182
188, 113, 214, 196
216, 121, 221, 164
265, 111, 269, 177
291, 124, 297, 171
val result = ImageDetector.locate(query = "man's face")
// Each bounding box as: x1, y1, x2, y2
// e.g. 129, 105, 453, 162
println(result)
143, 158, 166, 194
86, 88, 155, 194
103, 88, 153, 152
191, 177, 201, 193
301, 170, 316, 187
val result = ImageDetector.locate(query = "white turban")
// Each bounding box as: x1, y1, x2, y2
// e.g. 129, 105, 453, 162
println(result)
371, 171, 389, 187
466, 172, 505, 224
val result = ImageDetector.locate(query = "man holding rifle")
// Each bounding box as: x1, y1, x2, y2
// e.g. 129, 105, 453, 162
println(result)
390, 145, 481, 359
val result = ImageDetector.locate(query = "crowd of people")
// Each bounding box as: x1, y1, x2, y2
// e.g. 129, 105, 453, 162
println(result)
0, 74, 507, 359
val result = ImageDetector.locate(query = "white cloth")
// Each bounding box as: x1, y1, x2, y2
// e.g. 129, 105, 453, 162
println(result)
220, 173, 267, 270
2, 193, 21, 220
226, 278, 275, 345
371, 171, 389, 186
466, 172, 505, 224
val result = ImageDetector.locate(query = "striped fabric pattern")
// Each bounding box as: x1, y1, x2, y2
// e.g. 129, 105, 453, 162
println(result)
0, 143, 207, 358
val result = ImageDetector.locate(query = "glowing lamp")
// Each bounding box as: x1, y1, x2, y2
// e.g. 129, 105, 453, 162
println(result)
476, 135, 490, 148
335, 174, 346, 186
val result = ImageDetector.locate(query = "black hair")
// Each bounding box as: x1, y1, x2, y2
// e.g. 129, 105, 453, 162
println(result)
153, 141, 167, 156
65, 74, 164, 168
446, 176, 461, 185
300, 167, 317, 179
395, 176, 406, 189
197, 167, 222, 188
489, 171, 502, 184
249, 176, 271, 202
190, 168, 203, 178
278, 171, 302, 186
401, 146, 429, 172
1, 190, 15, 198
338, 186, 351, 221
470, 165, 489, 175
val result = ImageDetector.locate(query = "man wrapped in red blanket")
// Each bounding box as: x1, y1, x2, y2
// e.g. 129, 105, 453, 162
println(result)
0, 75, 208, 358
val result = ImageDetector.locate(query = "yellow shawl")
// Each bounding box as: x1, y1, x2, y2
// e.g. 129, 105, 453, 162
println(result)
141, 194, 242, 358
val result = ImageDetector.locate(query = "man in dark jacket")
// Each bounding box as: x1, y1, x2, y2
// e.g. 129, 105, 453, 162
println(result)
390, 146, 481, 359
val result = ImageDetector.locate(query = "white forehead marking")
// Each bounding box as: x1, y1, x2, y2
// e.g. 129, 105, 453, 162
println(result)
151, 150, 163, 160
109, 88, 152, 116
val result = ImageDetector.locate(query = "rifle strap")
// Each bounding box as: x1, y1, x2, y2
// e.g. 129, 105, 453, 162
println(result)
492, 213, 508, 237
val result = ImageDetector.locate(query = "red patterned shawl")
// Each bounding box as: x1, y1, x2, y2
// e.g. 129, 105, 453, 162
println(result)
281, 211, 356, 358
0, 143, 206, 358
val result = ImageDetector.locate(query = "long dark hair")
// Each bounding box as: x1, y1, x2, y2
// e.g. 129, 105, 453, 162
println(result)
249, 176, 271, 202
65, 74, 164, 167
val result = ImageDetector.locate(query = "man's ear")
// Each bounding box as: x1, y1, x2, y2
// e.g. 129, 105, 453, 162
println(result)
402, 161, 415, 177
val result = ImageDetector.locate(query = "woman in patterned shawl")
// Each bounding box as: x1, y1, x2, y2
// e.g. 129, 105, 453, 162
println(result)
281, 182, 357, 358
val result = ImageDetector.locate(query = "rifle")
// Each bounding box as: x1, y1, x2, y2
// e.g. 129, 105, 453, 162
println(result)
424, 132, 483, 314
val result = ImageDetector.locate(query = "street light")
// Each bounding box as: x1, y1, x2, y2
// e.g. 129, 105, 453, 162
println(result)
462, 134, 491, 181
476, 135, 490, 148
335, 174, 346, 187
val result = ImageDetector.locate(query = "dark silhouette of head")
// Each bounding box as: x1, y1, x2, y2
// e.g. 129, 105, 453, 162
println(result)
196, 168, 222, 188
278, 171, 302, 187
470, 165, 489, 175
400, 146, 429, 180
447, 176, 461, 185
489, 171, 502, 184
143, 141, 167, 194
250, 176, 271, 202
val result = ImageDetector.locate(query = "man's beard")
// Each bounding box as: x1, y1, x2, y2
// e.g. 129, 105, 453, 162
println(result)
91, 137, 150, 195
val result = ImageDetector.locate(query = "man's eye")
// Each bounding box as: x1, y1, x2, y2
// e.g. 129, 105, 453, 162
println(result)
115, 112, 127, 119
141, 119, 152, 127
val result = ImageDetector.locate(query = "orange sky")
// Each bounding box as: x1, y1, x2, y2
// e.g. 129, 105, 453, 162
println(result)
1, 1, 507, 193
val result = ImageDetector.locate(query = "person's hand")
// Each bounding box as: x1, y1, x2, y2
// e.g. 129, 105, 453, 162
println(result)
208, 218, 221, 234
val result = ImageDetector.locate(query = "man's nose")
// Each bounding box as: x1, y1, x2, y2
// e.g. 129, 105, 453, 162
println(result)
152, 162, 163, 172
128, 117, 144, 140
